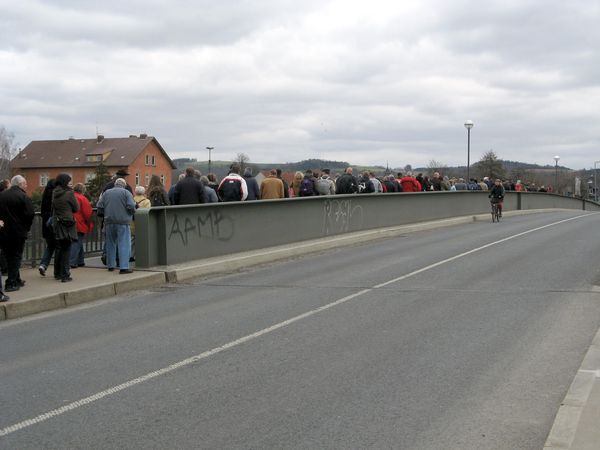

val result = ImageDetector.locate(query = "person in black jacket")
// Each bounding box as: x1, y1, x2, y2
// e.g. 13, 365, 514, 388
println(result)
52, 174, 79, 282
38, 179, 57, 276
0, 175, 35, 292
173, 167, 206, 205
243, 167, 261, 201
336, 167, 359, 194
489, 179, 506, 217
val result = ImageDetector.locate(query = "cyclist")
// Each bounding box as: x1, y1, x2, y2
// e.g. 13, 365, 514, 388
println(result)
489, 178, 505, 217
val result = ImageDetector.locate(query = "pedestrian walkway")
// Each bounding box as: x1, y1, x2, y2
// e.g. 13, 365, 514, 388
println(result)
0, 260, 165, 320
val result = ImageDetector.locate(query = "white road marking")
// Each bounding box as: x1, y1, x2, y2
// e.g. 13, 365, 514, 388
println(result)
1, 212, 597, 438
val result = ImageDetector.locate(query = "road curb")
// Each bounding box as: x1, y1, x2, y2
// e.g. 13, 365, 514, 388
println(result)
1, 272, 167, 321
3, 293, 65, 320
544, 327, 600, 449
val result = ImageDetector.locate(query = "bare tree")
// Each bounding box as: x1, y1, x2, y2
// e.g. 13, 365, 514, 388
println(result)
234, 152, 250, 173
0, 126, 18, 180
427, 160, 447, 175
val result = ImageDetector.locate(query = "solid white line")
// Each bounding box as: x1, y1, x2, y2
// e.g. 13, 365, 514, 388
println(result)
1, 212, 597, 438
373, 213, 595, 289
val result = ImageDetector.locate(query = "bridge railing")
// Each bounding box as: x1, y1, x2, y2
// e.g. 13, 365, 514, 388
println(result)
21, 211, 105, 267
134, 191, 600, 268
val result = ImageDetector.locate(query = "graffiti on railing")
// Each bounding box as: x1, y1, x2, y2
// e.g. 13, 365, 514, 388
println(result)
322, 199, 363, 235
169, 210, 235, 245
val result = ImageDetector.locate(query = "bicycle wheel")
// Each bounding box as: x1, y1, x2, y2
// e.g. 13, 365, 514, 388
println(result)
491, 204, 497, 222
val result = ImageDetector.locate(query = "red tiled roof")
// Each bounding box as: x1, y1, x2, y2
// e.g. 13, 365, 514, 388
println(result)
10, 136, 176, 169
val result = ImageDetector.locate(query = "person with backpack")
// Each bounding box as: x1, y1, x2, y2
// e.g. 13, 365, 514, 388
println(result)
147, 175, 170, 207
298, 169, 316, 197
260, 169, 285, 200
315, 169, 336, 196
336, 167, 359, 194
357, 171, 375, 194
217, 163, 248, 202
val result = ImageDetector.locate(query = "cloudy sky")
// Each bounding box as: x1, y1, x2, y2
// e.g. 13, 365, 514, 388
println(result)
1, 0, 599, 169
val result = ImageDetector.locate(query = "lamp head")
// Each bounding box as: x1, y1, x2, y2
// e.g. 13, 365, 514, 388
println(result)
553, 155, 560, 164
464, 120, 474, 129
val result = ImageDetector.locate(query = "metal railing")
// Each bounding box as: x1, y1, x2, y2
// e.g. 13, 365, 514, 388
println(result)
23, 210, 105, 267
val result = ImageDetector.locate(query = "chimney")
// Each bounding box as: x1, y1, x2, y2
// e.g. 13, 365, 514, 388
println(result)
97, 135, 104, 143
139, 133, 148, 139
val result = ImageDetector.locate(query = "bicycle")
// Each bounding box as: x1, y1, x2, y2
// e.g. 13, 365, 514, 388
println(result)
490, 199, 502, 222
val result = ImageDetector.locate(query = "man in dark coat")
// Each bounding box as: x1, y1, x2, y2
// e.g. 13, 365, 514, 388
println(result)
243, 167, 261, 201
173, 167, 206, 205
336, 167, 359, 194
0, 175, 35, 292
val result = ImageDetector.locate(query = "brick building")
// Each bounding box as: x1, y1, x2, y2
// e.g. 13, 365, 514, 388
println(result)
10, 134, 176, 195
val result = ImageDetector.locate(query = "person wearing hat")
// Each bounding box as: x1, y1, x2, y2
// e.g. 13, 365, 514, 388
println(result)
102, 169, 133, 194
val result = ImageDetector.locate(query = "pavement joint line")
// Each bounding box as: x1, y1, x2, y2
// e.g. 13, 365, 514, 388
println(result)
1, 212, 598, 438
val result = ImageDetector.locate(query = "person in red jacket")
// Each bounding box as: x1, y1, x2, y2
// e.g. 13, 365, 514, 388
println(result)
400, 172, 421, 192
69, 183, 94, 268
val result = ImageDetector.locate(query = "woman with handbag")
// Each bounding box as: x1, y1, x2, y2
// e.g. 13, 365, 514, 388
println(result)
52, 173, 79, 282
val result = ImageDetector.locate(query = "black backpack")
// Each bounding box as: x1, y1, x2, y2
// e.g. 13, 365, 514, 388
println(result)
150, 192, 166, 207
299, 178, 314, 196
220, 179, 242, 202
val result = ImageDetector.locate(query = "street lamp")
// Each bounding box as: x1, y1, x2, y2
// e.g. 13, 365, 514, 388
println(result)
594, 160, 600, 202
464, 120, 474, 182
206, 146, 214, 174
553, 155, 560, 194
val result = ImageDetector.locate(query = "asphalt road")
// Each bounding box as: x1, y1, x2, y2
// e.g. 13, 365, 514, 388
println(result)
1, 210, 600, 449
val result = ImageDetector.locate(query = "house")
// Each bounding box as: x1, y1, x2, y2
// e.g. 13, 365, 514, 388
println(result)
10, 134, 176, 195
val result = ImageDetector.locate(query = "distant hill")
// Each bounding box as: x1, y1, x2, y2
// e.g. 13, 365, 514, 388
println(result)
172, 157, 572, 183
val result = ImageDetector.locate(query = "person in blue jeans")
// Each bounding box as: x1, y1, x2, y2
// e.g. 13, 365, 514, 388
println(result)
69, 183, 93, 268
96, 178, 136, 274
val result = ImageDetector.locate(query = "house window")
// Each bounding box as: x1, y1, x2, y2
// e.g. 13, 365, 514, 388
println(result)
86, 155, 103, 162
160, 175, 165, 185
40, 173, 49, 187
151, 155, 156, 166
145, 155, 156, 166
145, 173, 150, 186
135, 172, 140, 186
85, 172, 95, 183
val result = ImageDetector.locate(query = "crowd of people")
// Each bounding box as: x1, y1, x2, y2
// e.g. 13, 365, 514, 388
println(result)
0, 164, 551, 303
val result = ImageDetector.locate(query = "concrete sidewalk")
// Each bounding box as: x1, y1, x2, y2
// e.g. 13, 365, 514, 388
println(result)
544, 327, 600, 450
0, 263, 166, 320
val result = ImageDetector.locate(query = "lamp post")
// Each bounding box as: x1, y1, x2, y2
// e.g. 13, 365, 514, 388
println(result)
553, 155, 560, 194
594, 160, 600, 202
464, 120, 474, 181
206, 146, 214, 174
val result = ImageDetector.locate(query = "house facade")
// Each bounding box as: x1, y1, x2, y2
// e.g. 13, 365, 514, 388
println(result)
10, 134, 176, 195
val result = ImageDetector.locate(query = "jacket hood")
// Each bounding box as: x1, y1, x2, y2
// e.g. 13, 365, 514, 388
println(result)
53, 185, 70, 199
